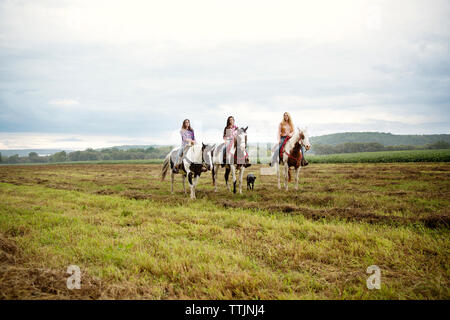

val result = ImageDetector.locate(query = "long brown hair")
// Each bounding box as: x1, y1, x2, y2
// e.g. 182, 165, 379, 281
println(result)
225, 116, 235, 128
281, 112, 294, 131
181, 119, 194, 132
223, 116, 235, 137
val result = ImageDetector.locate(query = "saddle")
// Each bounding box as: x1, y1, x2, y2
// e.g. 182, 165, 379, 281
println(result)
221, 140, 250, 167
279, 136, 291, 164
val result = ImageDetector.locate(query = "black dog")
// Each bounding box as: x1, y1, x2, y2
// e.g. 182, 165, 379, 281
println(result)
246, 174, 256, 190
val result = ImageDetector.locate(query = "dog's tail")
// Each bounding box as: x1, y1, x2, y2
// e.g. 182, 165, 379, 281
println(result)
161, 152, 171, 181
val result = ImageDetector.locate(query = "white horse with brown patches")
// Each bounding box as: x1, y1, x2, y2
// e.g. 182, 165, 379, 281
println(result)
211, 127, 251, 194
161, 143, 215, 199
273, 127, 311, 190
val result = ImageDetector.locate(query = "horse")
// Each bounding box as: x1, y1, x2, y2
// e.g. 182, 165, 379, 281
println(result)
161, 143, 215, 199
273, 127, 311, 190
211, 127, 251, 194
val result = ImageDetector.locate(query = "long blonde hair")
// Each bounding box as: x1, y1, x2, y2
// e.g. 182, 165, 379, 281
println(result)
280, 112, 294, 131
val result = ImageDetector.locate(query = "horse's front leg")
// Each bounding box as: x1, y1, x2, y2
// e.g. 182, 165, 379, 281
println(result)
295, 166, 301, 190
182, 174, 187, 194
277, 163, 281, 190
190, 175, 198, 199
213, 164, 220, 192
189, 181, 194, 199
230, 164, 237, 194
239, 167, 244, 194
170, 172, 175, 194
284, 164, 289, 191
225, 167, 231, 192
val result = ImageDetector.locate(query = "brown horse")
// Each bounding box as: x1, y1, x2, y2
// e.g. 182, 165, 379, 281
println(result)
274, 127, 311, 190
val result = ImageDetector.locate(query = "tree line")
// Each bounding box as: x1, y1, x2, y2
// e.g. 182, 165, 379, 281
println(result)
0, 146, 173, 164
1, 141, 449, 164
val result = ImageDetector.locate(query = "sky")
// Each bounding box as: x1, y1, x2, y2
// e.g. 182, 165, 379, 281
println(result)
0, 0, 449, 150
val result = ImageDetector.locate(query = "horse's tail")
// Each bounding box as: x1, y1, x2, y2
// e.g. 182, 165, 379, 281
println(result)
161, 152, 171, 181
212, 164, 215, 185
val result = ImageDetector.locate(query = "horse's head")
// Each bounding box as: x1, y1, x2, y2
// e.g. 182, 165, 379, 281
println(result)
236, 126, 248, 149
236, 126, 250, 166
297, 126, 311, 150
202, 143, 215, 171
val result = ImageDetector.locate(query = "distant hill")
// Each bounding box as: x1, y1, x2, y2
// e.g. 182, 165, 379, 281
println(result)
309, 132, 450, 146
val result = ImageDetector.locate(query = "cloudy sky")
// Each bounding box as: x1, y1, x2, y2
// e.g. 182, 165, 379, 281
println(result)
0, 0, 449, 150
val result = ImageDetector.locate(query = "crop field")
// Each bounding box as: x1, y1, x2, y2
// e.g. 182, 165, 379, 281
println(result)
308, 149, 450, 163
0, 162, 449, 299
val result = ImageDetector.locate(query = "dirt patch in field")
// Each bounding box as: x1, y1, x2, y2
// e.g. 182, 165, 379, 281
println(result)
120, 190, 152, 200
0, 234, 102, 300
217, 200, 450, 229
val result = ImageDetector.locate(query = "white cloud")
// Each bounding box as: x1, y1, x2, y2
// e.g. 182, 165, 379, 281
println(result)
49, 99, 80, 107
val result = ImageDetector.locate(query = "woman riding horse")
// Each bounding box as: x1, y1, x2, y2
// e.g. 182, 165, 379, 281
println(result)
271, 112, 308, 167
173, 119, 196, 173
223, 116, 238, 165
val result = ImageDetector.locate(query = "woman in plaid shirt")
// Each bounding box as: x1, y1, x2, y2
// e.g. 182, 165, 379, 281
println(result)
172, 119, 196, 173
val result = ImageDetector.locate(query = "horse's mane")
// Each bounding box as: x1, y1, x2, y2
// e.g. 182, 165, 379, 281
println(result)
284, 129, 301, 151
185, 144, 203, 164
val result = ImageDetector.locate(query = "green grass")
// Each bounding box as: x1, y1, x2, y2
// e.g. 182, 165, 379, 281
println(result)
308, 149, 450, 163
0, 163, 448, 299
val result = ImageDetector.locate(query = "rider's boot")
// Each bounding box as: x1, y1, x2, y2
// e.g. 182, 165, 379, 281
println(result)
301, 158, 309, 167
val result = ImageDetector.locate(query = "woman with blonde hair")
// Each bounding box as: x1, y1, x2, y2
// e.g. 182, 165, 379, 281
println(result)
270, 112, 308, 167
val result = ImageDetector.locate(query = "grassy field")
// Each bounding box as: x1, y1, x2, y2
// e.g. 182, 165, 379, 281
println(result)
0, 162, 448, 299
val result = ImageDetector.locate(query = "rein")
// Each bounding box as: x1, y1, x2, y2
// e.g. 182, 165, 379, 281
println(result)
281, 136, 304, 163
235, 135, 249, 164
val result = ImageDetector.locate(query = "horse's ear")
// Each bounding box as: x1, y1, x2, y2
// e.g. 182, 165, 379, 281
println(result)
244, 126, 248, 132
